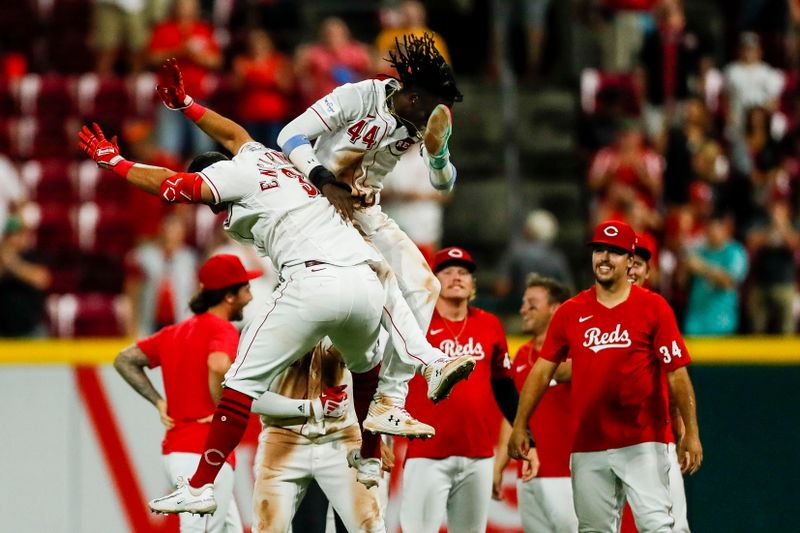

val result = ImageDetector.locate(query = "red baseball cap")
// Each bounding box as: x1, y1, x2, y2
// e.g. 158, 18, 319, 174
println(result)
199, 254, 262, 290
588, 220, 636, 254
433, 247, 476, 273
634, 233, 655, 261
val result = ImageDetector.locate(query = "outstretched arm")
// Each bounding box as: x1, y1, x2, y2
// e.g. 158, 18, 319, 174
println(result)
78, 122, 215, 204
157, 58, 253, 155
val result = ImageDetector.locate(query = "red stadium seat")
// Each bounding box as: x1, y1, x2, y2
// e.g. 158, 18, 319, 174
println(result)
16, 73, 75, 118
76, 160, 128, 205
580, 69, 641, 115
20, 158, 77, 203
77, 202, 134, 256
47, 293, 127, 337
132, 72, 160, 118
12, 116, 76, 159
22, 202, 77, 253
75, 74, 130, 129
0, 79, 17, 117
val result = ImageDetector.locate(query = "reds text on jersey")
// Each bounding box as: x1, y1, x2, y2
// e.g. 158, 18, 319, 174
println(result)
539, 285, 691, 453
405, 307, 511, 460
309, 79, 419, 199
199, 142, 381, 269
511, 341, 573, 478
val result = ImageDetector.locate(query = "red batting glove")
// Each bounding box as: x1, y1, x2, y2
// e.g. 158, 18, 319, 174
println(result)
312, 384, 348, 421
78, 123, 133, 177
157, 58, 206, 121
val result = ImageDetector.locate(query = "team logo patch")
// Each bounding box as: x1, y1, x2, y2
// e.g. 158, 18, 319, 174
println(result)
448, 249, 464, 258
322, 96, 337, 114
583, 324, 631, 353
394, 138, 414, 152
603, 225, 619, 237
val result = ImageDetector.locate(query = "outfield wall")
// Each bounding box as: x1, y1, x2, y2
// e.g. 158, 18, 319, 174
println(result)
1, 337, 798, 533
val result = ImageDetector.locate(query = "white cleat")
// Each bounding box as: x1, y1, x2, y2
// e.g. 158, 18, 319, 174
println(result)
423, 355, 476, 403
424, 103, 453, 160
148, 476, 217, 516
347, 449, 382, 489
362, 397, 435, 438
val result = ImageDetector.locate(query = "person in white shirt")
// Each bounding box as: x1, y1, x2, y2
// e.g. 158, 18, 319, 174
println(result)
77, 62, 475, 516
277, 33, 463, 416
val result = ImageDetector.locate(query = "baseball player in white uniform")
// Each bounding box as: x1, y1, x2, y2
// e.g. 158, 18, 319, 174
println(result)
77, 70, 474, 516
248, 341, 388, 533
276, 33, 462, 415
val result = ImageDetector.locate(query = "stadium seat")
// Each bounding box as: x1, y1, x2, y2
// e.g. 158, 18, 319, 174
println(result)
132, 72, 160, 118
44, 251, 86, 294
76, 160, 128, 205
77, 202, 134, 256
22, 202, 77, 253
20, 158, 77, 204
580, 69, 641, 115
12, 116, 76, 159
47, 293, 127, 337
0, 79, 17, 117
16, 73, 75, 118
75, 74, 130, 129
79, 253, 126, 293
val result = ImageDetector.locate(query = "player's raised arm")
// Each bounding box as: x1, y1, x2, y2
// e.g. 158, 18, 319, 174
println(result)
157, 58, 253, 155
78, 122, 215, 204
251, 385, 348, 421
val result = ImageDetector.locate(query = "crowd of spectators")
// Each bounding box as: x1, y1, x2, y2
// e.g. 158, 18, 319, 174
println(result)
577, 0, 800, 335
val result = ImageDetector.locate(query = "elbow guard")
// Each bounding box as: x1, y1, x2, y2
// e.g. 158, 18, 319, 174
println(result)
160, 173, 205, 203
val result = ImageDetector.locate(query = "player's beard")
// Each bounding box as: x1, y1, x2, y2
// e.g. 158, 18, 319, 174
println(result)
594, 262, 619, 288
231, 305, 245, 322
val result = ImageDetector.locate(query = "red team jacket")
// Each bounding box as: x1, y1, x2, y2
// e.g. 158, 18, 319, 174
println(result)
138, 313, 239, 467
539, 285, 690, 453
405, 307, 511, 460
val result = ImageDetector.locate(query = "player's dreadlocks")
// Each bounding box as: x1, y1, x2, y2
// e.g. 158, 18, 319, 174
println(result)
388, 34, 463, 104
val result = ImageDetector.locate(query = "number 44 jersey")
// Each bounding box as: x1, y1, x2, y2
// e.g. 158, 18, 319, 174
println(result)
199, 141, 381, 270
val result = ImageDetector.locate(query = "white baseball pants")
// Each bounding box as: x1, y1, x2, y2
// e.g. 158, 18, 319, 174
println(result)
354, 205, 441, 405
667, 442, 690, 533
224, 263, 385, 399
570, 442, 674, 533
251, 425, 385, 533
517, 477, 579, 533
162, 452, 242, 533
400, 456, 494, 533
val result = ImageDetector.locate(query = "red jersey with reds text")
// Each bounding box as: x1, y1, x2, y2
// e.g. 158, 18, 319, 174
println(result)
405, 307, 511, 460
540, 285, 690, 453
511, 340, 573, 478
138, 313, 239, 466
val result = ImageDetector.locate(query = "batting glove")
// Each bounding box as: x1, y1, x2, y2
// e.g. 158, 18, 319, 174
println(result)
78, 122, 133, 176
311, 384, 348, 421
157, 58, 193, 110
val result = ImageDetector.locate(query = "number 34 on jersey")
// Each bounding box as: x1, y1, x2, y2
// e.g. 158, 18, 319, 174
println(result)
659, 341, 683, 364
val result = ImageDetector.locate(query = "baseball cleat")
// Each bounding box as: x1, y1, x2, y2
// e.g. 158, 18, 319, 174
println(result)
347, 449, 382, 489
423, 355, 476, 403
148, 476, 217, 515
363, 397, 435, 438
423, 104, 452, 162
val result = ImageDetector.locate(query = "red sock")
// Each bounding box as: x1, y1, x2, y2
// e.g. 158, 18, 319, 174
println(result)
351, 364, 381, 459
190, 388, 252, 488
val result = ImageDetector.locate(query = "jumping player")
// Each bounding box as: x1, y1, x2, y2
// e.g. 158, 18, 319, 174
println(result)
509, 221, 703, 533
276, 33, 462, 417
114, 253, 258, 533
399, 247, 526, 533
494, 274, 577, 533
77, 92, 474, 515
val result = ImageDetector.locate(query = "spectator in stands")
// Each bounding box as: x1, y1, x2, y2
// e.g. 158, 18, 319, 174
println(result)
125, 215, 197, 336
683, 212, 748, 336
637, 0, 713, 142
147, 0, 222, 157
381, 148, 449, 265
0, 153, 25, 236
745, 199, 799, 334
494, 210, 574, 307
295, 17, 372, 108
587, 121, 663, 225
232, 29, 294, 149
0, 216, 51, 337
92, 0, 150, 75
599, 0, 656, 72
577, 85, 629, 158
375, 0, 451, 74
723, 33, 784, 135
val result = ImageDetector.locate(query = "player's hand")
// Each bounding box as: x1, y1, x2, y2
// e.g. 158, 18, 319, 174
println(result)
78, 123, 125, 169
678, 432, 703, 475
312, 384, 348, 419
380, 440, 394, 472
491, 467, 504, 500
507, 425, 531, 462
321, 183, 356, 222
157, 58, 193, 110
196, 414, 214, 424
156, 399, 175, 429
520, 447, 540, 482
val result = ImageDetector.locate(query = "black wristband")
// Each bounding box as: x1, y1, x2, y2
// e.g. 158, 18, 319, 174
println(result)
309, 165, 337, 189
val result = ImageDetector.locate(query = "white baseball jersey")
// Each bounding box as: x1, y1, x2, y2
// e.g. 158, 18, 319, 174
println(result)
198, 141, 382, 270
307, 78, 420, 198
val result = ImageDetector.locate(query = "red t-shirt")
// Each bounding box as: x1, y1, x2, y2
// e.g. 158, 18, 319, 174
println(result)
511, 340, 573, 478
234, 54, 292, 122
138, 313, 239, 466
540, 285, 690, 453
148, 21, 219, 99
405, 307, 511, 460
